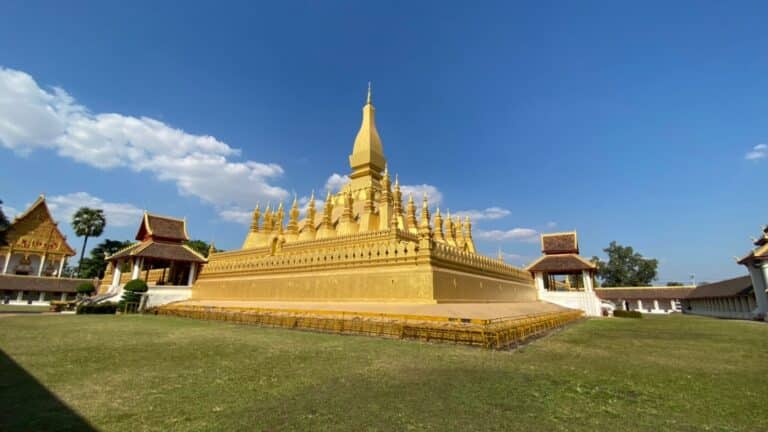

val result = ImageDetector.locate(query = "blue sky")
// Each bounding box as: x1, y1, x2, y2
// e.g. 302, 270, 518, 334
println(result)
1, 1, 766, 283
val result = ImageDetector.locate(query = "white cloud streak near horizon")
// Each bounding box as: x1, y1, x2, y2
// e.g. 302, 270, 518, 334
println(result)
475, 228, 539, 243
0, 66, 289, 220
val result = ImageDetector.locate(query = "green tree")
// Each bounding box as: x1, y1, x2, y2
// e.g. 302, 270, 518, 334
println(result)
666, 281, 684, 286
78, 239, 134, 279
71, 208, 107, 277
591, 241, 658, 287
0, 199, 10, 245
185, 240, 221, 258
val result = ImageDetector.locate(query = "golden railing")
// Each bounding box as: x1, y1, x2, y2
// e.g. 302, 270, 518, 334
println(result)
155, 305, 582, 350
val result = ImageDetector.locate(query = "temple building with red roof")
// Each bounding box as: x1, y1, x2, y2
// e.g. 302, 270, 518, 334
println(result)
98, 212, 207, 306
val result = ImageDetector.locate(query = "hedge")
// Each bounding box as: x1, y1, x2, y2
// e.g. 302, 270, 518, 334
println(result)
76, 282, 96, 295
124, 279, 148, 293
613, 310, 642, 318
76, 303, 117, 315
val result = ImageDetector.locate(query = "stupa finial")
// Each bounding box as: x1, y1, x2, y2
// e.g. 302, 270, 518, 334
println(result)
367, 81, 372, 104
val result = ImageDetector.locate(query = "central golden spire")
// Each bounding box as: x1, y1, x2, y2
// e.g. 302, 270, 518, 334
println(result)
349, 82, 386, 184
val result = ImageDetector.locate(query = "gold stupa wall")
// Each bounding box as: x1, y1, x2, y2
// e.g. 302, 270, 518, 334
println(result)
193, 85, 536, 304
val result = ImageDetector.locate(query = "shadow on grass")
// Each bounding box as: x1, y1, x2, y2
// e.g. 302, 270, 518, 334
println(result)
0, 348, 96, 431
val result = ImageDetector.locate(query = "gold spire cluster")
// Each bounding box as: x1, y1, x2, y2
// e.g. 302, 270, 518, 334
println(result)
241, 85, 476, 255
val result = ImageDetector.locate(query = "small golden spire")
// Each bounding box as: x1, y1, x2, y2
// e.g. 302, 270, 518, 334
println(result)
367, 81, 372, 105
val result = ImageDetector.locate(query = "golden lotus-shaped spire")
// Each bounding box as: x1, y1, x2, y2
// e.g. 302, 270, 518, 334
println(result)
349, 83, 386, 182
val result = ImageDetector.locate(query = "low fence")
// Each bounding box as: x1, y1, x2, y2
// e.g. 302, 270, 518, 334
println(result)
156, 304, 583, 349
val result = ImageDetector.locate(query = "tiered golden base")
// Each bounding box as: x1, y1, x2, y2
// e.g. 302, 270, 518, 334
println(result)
156, 302, 583, 349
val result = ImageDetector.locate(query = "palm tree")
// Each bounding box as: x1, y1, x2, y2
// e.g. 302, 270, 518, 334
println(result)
71, 207, 107, 277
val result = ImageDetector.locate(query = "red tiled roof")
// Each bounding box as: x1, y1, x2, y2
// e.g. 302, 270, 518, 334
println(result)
136, 213, 189, 242
527, 254, 595, 273
108, 240, 206, 263
686, 276, 753, 299
541, 232, 578, 254
595, 287, 695, 300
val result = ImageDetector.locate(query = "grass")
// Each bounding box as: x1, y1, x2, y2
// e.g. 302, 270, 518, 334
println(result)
0, 314, 766, 432
0, 304, 50, 313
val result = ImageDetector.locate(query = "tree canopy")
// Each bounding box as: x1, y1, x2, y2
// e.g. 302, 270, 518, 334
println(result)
591, 241, 658, 287
78, 239, 134, 279
71, 207, 107, 276
185, 240, 221, 258
0, 199, 9, 245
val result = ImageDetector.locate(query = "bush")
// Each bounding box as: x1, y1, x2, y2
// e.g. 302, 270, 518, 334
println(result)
76, 303, 117, 314
124, 279, 148, 293
120, 279, 148, 310
76, 282, 96, 295
613, 310, 642, 318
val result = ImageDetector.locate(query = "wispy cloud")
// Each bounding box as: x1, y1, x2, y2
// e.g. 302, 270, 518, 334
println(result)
454, 207, 510, 221
3, 205, 19, 220
546, 221, 557, 229
745, 144, 767, 160
0, 66, 289, 221
324, 173, 350, 193
46, 192, 143, 227
475, 228, 539, 243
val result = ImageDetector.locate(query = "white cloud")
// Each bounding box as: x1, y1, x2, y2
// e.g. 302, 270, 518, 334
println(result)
219, 208, 252, 225
0, 66, 289, 219
546, 221, 557, 229
399, 184, 443, 207
47, 192, 143, 227
454, 207, 510, 221
475, 228, 539, 243
324, 173, 350, 192
3, 205, 18, 220
745, 144, 767, 160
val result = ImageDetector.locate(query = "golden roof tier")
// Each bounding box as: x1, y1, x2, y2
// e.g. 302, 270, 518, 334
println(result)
195, 87, 536, 304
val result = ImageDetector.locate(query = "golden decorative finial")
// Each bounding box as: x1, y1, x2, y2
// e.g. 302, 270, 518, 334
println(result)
367, 81, 372, 104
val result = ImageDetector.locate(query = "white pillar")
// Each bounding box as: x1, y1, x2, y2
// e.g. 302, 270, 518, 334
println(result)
16, 291, 23, 302
534, 272, 545, 294
653, 299, 659, 312
2, 250, 11, 274
38, 291, 45, 302
581, 270, 594, 292
38, 253, 47, 276
187, 263, 197, 286
60, 292, 66, 301
112, 261, 123, 287
57, 258, 66, 278
131, 258, 142, 280
637, 299, 643, 312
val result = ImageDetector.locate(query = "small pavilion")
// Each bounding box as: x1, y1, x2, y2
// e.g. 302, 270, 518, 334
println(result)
527, 232, 597, 291
526, 232, 602, 316
103, 212, 207, 290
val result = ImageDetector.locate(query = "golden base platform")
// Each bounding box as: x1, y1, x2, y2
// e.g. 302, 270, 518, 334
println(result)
156, 301, 583, 349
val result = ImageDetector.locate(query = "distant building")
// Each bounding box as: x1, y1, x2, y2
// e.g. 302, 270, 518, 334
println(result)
596, 286, 695, 314
681, 276, 757, 320
0, 196, 89, 305
680, 225, 768, 321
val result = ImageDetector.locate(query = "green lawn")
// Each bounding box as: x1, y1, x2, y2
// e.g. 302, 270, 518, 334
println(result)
0, 304, 50, 313
0, 314, 766, 432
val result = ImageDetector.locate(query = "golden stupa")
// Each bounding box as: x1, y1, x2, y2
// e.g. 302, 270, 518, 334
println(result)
192, 85, 536, 304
